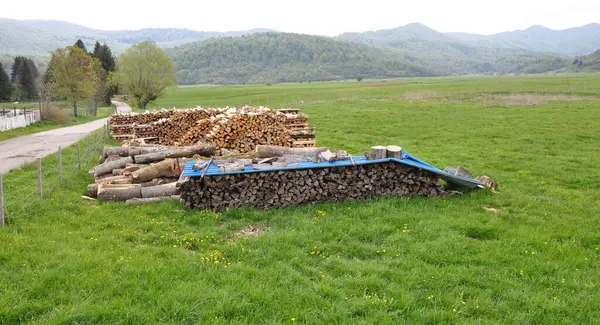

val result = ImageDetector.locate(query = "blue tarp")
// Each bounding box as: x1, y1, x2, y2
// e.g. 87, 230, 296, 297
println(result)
182, 151, 484, 189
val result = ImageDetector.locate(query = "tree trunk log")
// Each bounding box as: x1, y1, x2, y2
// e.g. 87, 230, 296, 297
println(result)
255, 145, 328, 158
371, 146, 387, 159
92, 157, 134, 177
386, 145, 403, 159
97, 184, 142, 201
141, 182, 178, 198
87, 184, 98, 198
131, 159, 182, 183
134, 152, 166, 164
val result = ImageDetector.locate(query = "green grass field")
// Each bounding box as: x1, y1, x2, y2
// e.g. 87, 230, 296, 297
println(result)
0, 106, 113, 142
1, 75, 600, 324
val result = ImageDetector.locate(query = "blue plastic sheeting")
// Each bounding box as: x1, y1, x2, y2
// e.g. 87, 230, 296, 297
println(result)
182, 151, 484, 189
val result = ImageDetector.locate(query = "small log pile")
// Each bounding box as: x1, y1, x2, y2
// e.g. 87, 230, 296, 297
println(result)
108, 106, 315, 153
181, 162, 446, 211
86, 143, 216, 204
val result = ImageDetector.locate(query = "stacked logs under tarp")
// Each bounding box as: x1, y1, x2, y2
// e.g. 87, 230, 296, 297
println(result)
179, 145, 448, 211
108, 106, 315, 150
86, 143, 216, 205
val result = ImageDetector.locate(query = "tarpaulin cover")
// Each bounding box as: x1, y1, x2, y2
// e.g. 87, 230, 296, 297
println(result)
183, 151, 484, 188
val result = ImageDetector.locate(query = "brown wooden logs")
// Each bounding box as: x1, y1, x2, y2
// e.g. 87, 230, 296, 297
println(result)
131, 159, 182, 183
386, 145, 403, 159
255, 145, 328, 158
97, 184, 142, 201
87, 184, 98, 198
92, 157, 134, 177
141, 182, 178, 198
371, 146, 387, 159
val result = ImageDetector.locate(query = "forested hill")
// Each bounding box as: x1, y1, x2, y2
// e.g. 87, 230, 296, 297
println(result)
167, 33, 435, 84
336, 23, 569, 75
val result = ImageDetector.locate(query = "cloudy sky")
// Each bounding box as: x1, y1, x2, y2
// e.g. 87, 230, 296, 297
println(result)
3, 0, 599, 35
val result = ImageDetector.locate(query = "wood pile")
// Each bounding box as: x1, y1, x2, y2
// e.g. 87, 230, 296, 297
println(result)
86, 143, 216, 204
180, 162, 446, 211
108, 106, 315, 153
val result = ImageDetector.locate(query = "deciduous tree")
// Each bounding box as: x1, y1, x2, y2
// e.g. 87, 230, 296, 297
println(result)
116, 40, 177, 109
47, 46, 99, 117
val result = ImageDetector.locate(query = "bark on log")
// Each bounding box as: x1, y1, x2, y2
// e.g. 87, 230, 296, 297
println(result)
131, 159, 182, 183
87, 184, 98, 198
95, 175, 132, 185
97, 184, 142, 201
141, 182, 178, 198
92, 157, 134, 177
134, 152, 166, 164
126, 195, 180, 205
256, 145, 328, 158
371, 146, 387, 159
112, 169, 124, 176
386, 145, 403, 159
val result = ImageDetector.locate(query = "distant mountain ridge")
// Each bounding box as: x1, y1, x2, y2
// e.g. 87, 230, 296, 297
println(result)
1, 18, 600, 83
0, 18, 278, 54
447, 23, 600, 56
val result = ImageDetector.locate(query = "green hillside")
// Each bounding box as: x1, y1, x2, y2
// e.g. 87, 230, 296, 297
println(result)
448, 24, 600, 56
337, 23, 568, 75
567, 49, 600, 72
167, 33, 435, 84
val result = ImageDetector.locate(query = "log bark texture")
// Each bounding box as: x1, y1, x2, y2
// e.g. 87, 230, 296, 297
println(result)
97, 184, 142, 201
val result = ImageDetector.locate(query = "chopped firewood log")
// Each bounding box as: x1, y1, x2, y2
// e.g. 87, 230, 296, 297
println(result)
91, 157, 134, 177
255, 145, 328, 158
97, 184, 142, 201
87, 184, 98, 198
131, 159, 183, 183
371, 146, 387, 159
386, 145, 403, 159
141, 182, 178, 198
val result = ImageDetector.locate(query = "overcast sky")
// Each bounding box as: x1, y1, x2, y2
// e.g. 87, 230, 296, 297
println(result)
3, 0, 599, 35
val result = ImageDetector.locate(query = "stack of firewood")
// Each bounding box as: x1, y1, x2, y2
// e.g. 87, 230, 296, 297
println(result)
108, 106, 315, 152
86, 143, 216, 204
177, 144, 446, 211
157, 109, 219, 146
181, 162, 446, 211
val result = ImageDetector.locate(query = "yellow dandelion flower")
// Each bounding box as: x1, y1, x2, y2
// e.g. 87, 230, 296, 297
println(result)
291, 317, 297, 322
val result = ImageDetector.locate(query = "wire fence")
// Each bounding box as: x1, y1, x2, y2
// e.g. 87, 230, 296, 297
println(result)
0, 124, 111, 226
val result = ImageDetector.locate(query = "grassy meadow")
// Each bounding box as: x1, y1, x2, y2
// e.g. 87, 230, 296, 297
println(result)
1, 74, 600, 324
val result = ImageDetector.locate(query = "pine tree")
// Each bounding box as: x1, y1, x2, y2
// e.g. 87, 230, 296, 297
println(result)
74, 39, 88, 53
10, 56, 25, 83
15, 59, 38, 100
93, 41, 101, 58
0, 62, 11, 100
92, 42, 118, 104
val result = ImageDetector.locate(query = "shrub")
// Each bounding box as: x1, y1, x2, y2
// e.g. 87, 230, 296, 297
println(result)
41, 104, 70, 124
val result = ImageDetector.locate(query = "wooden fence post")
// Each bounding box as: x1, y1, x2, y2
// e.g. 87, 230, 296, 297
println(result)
77, 143, 81, 172
37, 158, 42, 197
58, 146, 63, 184
87, 134, 91, 164
0, 173, 5, 226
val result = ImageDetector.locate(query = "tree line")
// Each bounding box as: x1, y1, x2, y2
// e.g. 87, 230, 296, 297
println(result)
1, 39, 177, 115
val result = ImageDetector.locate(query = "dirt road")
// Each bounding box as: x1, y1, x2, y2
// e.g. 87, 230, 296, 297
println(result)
0, 101, 131, 174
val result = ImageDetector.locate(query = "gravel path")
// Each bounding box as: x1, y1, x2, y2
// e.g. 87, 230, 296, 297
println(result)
0, 101, 131, 174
